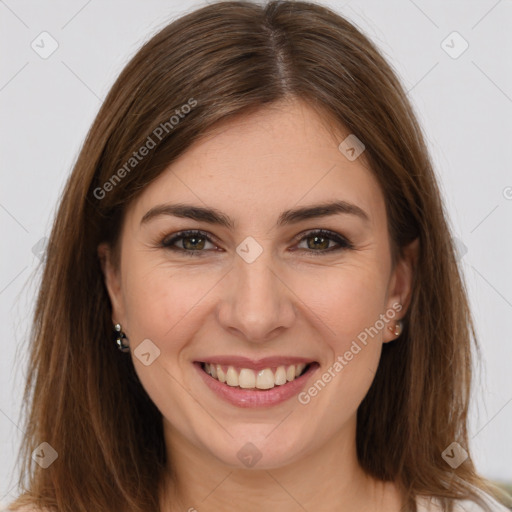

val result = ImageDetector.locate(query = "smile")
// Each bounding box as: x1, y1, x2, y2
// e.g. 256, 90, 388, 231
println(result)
194, 358, 320, 408
201, 362, 310, 389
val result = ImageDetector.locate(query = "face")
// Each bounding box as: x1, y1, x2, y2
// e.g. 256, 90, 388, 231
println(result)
100, 98, 416, 470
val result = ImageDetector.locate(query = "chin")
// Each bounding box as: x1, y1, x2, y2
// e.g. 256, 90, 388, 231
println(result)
201, 426, 311, 470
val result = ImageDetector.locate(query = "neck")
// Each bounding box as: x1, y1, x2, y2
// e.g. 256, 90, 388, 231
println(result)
159, 417, 404, 512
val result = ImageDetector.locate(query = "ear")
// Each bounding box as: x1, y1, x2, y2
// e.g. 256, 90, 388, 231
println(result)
383, 237, 419, 343
97, 242, 126, 327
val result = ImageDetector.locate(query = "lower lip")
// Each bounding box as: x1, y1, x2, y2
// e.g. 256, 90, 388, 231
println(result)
194, 362, 319, 408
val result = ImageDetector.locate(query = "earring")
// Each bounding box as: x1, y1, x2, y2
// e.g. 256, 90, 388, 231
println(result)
387, 320, 403, 338
114, 323, 130, 352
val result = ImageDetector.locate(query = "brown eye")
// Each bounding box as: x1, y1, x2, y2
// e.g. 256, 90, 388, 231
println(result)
161, 230, 217, 255
295, 229, 353, 254
305, 234, 330, 250
181, 234, 206, 250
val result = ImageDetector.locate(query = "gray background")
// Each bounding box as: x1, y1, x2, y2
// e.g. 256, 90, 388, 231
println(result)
1, 0, 511, 505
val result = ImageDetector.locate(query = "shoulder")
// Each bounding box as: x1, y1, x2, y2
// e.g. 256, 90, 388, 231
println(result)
416, 491, 510, 511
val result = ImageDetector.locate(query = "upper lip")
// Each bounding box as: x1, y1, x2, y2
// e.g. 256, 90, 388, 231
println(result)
196, 356, 316, 371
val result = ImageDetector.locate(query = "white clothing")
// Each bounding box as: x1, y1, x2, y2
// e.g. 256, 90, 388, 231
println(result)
416, 492, 510, 511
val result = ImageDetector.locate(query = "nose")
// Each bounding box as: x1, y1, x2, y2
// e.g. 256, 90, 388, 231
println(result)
216, 249, 296, 343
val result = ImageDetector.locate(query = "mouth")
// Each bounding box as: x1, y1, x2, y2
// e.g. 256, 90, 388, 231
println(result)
199, 361, 314, 389
193, 359, 320, 408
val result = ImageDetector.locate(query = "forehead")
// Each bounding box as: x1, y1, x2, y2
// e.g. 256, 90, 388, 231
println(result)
129, 99, 386, 230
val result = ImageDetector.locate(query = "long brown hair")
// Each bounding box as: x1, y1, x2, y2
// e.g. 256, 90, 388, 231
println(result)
8, 1, 509, 511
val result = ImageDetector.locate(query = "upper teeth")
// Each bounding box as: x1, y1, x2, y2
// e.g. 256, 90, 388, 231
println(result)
203, 363, 307, 389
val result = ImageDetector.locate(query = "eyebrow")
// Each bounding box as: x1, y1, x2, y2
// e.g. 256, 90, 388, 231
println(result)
140, 200, 370, 228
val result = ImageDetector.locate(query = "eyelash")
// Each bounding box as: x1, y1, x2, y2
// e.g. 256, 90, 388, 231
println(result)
160, 229, 354, 257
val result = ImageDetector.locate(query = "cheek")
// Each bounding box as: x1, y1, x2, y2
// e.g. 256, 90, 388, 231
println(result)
293, 261, 388, 349
123, 273, 172, 341
121, 257, 217, 342
291, 262, 388, 413
119, 260, 212, 426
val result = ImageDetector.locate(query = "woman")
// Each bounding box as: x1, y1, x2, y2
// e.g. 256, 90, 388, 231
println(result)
6, 1, 511, 511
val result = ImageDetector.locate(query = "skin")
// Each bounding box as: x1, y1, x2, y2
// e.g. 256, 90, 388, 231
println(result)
100, 98, 418, 512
